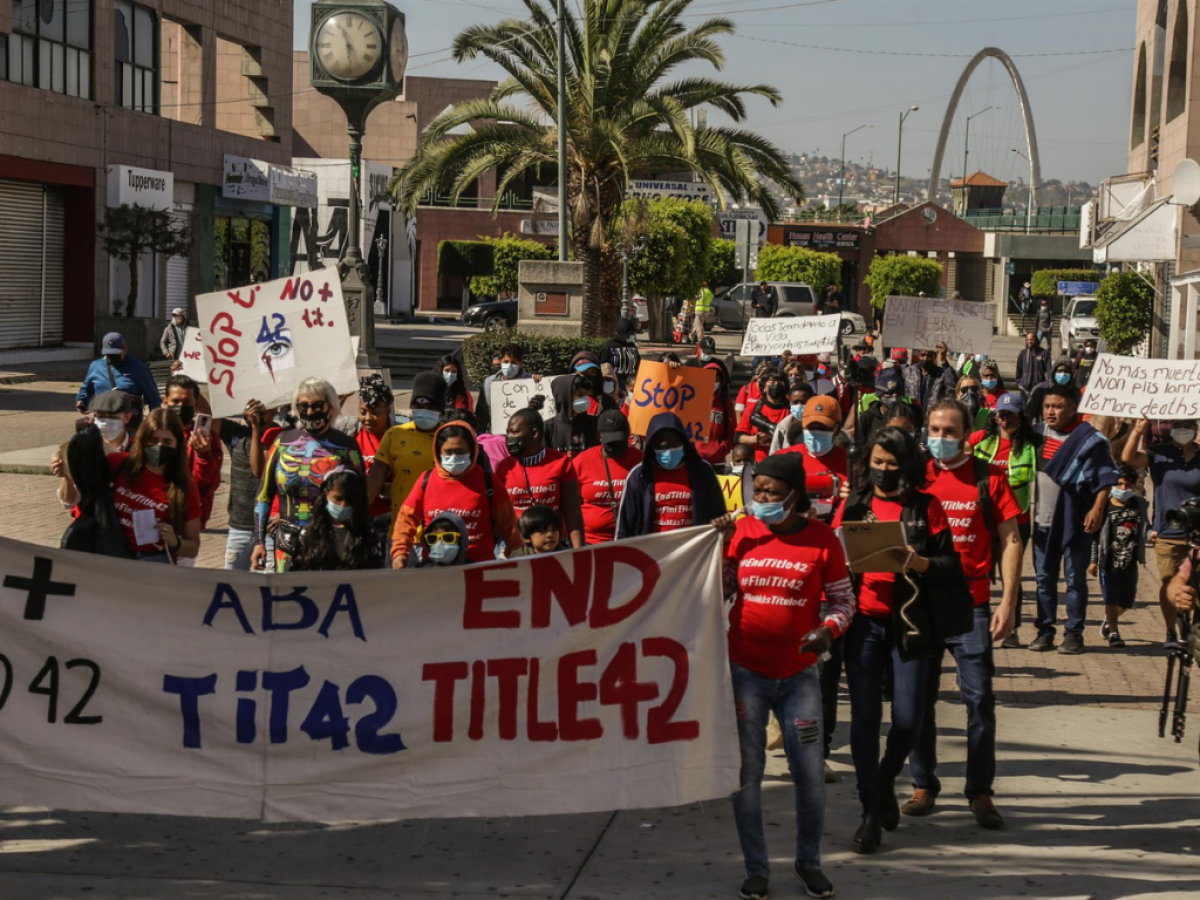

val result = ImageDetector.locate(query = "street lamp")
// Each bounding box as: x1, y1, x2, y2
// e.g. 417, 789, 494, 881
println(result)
838, 123, 872, 212
556, 0, 568, 260
374, 231, 389, 315
620, 235, 648, 316
1012, 148, 1034, 233
960, 106, 998, 211
894, 106, 919, 206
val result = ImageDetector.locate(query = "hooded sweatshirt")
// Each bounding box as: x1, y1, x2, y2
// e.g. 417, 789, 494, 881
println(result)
696, 360, 736, 467
615, 412, 726, 539
390, 420, 521, 565
547, 373, 616, 456
413, 512, 471, 567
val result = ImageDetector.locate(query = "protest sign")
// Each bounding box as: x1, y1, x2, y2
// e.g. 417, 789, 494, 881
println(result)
179, 327, 208, 384
740, 316, 841, 358
0, 529, 736, 822
719, 475, 744, 513
626, 361, 717, 441
1081, 354, 1200, 419
195, 272, 359, 418
488, 376, 563, 433
882, 296, 996, 355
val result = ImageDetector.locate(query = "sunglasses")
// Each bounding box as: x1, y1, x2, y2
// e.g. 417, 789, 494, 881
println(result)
996, 411, 1018, 423
424, 531, 461, 547
296, 401, 327, 414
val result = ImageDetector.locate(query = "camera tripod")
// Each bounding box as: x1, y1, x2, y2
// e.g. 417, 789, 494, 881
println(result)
1159, 611, 1192, 742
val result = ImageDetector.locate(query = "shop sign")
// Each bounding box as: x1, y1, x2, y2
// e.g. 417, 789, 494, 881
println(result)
784, 228, 861, 250
223, 156, 317, 208
106, 165, 173, 211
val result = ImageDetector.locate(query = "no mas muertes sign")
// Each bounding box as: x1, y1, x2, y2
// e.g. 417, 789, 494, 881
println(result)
195, 272, 359, 418
740, 316, 842, 358
883, 296, 996, 356
1082, 354, 1200, 419
0, 529, 736, 822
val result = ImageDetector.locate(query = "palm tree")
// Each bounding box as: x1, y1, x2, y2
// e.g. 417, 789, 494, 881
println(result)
390, 0, 804, 337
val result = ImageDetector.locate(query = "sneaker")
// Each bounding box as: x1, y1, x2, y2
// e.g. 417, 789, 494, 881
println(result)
1108, 631, 1126, 648
901, 787, 938, 817
1100, 622, 1111, 641
1029, 633, 1056, 652
824, 761, 839, 784
1000, 633, 1022, 649
739, 875, 769, 900
795, 863, 835, 899
970, 795, 1004, 830
1058, 634, 1084, 655
1165, 632, 1182, 651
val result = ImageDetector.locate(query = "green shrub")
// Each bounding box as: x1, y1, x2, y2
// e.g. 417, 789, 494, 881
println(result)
461, 331, 609, 385
865, 255, 944, 308
1095, 271, 1154, 355
708, 238, 743, 290
755, 244, 841, 289
469, 234, 554, 297
437, 240, 494, 280
1030, 268, 1104, 300
620, 197, 716, 300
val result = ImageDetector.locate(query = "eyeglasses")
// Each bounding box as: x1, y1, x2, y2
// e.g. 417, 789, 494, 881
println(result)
424, 531, 461, 547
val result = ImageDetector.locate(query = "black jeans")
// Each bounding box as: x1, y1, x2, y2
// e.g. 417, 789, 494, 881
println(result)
820, 633, 845, 760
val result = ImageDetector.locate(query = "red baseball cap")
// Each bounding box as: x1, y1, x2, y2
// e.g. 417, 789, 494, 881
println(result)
891, 348, 908, 362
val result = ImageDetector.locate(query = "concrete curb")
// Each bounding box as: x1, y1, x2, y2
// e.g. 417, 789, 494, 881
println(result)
0, 373, 38, 386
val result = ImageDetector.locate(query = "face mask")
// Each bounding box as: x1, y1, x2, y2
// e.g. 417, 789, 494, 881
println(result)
982, 379, 998, 391
572, 397, 590, 414
1111, 488, 1136, 503
752, 492, 795, 526
870, 467, 902, 492
927, 436, 962, 462
767, 383, 786, 401
881, 394, 899, 409
790, 404, 806, 419
1054, 372, 1072, 386
700, 353, 713, 362
428, 541, 457, 564
411, 409, 439, 431
443, 371, 457, 385
144, 444, 177, 469
505, 436, 526, 457
441, 453, 471, 475
95, 417, 126, 443
169, 404, 195, 426
804, 430, 834, 456
500, 363, 518, 378
975, 354, 987, 363
713, 380, 722, 395
1085, 347, 1096, 356
326, 500, 353, 523
1172, 428, 1197, 446
730, 464, 745, 476
603, 439, 627, 457
603, 379, 616, 395
300, 410, 330, 431
655, 447, 685, 470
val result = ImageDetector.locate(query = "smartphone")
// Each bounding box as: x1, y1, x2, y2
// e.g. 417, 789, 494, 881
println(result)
194, 412, 212, 438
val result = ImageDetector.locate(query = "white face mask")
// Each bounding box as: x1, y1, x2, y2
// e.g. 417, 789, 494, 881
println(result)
94, 416, 126, 443
1172, 428, 1197, 446
411, 409, 439, 431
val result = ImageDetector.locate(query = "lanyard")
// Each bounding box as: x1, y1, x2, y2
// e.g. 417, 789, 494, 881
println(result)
601, 451, 620, 508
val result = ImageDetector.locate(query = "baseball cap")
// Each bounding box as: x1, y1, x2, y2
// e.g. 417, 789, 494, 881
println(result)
171, 308, 186, 318
890, 348, 908, 362
875, 370, 901, 394
89, 389, 131, 415
995, 393, 1026, 415
574, 360, 600, 373
803, 395, 843, 429
597, 409, 630, 443
698, 337, 717, 356
101, 332, 125, 355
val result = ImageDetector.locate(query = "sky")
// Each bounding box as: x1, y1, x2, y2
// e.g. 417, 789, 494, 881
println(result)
294, 0, 1137, 187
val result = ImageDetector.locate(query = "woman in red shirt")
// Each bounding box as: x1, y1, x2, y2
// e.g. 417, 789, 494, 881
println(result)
833, 427, 960, 856
978, 360, 1008, 410
109, 408, 202, 563
438, 355, 474, 414
696, 360, 736, 468
735, 368, 790, 463
496, 398, 586, 548
714, 453, 854, 900
572, 409, 642, 544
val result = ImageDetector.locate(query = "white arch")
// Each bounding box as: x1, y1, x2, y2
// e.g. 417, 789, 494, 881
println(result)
927, 48, 1042, 209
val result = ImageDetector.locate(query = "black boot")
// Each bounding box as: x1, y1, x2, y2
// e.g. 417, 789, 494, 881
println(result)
878, 776, 900, 832
852, 803, 883, 854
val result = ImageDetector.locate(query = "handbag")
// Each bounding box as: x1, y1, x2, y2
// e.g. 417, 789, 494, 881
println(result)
275, 520, 306, 557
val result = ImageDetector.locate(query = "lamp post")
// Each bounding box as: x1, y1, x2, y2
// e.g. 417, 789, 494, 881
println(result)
374, 231, 389, 315
838, 123, 871, 212
1012, 148, 1034, 233
620, 236, 648, 316
960, 106, 998, 213
556, 0, 568, 261
894, 106, 919, 206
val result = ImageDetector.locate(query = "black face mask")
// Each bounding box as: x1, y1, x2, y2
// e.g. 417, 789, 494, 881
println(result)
169, 404, 195, 426
766, 383, 786, 401
869, 467, 902, 492
505, 436, 526, 458
603, 439, 628, 457
880, 394, 899, 409
299, 410, 330, 431
145, 444, 177, 469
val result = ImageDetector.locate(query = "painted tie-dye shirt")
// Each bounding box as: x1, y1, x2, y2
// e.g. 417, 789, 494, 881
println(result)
255, 428, 364, 538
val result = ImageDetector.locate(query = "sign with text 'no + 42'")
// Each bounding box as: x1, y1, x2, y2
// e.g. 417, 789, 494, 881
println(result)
740, 316, 842, 358
883, 296, 996, 356
1081, 354, 1200, 419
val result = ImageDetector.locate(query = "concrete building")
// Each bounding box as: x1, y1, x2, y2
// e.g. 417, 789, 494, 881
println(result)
0, 0, 304, 361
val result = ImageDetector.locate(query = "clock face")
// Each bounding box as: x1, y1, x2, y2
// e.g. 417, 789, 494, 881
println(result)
315, 12, 382, 80
389, 19, 408, 83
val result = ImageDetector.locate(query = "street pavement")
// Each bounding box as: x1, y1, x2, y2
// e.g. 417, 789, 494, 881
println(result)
1, 337, 1198, 899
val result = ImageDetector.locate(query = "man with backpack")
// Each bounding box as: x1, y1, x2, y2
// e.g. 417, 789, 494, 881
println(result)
901, 398, 1024, 831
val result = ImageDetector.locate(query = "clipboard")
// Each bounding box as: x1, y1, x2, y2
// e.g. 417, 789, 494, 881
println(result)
839, 520, 909, 573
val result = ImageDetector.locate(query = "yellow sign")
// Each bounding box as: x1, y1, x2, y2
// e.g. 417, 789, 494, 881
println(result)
719, 475, 744, 513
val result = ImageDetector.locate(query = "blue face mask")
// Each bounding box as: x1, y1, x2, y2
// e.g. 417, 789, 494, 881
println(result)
500, 362, 518, 378
752, 492, 795, 525
927, 436, 962, 461
443, 371, 458, 385
1054, 372, 1072, 385
790, 404, 806, 419
572, 396, 590, 414
804, 430, 834, 456
974, 354, 987, 363
411, 409, 440, 431
1111, 488, 1136, 503
982, 379, 999, 390
326, 500, 353, 523
441, 453, 471, 475
655, 447, 685, 470
428, 541, 457, 564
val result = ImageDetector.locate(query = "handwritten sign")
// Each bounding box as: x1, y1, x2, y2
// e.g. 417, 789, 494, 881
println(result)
179, 327, 207, 383
487, 376, 565, 433
719, 475, 744, 513
740, 316, 842, 358
0, 530, 736, 822
1081, 354, 1200, 419
195, 272, 359, 418
626, 361, 717, 442
883, 296, 996, 355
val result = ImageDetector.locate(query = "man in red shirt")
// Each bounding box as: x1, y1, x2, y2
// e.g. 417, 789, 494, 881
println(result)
572, 410, 641, 544
164, 374, 223, 529
905, 398, 1024, 831
780, 395, 848, 523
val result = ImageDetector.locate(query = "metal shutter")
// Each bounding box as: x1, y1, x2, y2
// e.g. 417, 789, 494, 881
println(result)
165, 204, 192, 317
0, 179, 45, 349
41, 187, 66, 345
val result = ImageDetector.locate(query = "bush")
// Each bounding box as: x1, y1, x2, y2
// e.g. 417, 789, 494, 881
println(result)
864, 255, 944, 309
754, 244, 841, 288
469, 234, 554, 298
1030, 268, 1104, 300
707, 238, 743, 290
438, 240, 494, 280
461, 331, 609, 385
1095, 271, 1154, 355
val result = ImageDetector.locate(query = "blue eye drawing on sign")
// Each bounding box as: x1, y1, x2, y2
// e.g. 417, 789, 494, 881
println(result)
257, 313, 295, 380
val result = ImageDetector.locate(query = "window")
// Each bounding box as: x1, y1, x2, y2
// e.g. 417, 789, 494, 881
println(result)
1167, 0, 1189, 122
3, 0, 91, 97
115, 0, 156, 114
1133, 44, 1148, 149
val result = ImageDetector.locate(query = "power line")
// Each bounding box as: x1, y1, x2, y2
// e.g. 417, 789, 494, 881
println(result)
735, 5, 1135, 27
727, 33, 1135, 58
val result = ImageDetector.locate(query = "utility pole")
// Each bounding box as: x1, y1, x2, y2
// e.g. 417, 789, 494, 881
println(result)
839, 123, 870, 212
894, 106, 919, 206
1012, 147, 1034, 233
960, 106, 997, 214
556, 0, 568, 260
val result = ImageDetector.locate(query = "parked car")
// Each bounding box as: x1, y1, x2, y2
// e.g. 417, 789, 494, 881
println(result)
707, 282, 867, 336
462, 299, 517, 332
1063, 296, 1106, 355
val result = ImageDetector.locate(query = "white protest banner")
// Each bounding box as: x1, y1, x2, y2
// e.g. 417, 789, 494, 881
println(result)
883, 296, 996, 355
488, 375, 564, 433
1081, 354, 1200, 419
0, 529, 736, 822
740, 315, 841, 357
195, 272, 359, 418
179, 327, 208, 383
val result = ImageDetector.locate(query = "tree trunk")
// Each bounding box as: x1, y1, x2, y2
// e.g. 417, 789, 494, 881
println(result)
577, 240, 607, 338
127, 254, 140, 317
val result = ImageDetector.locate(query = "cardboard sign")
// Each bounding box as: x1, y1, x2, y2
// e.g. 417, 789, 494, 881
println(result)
1081, 354, 1200, 419
195, 273, 359, 418
488, 376, 564, 434
883, 296, 996, 356
626, 361, 717, 442
740, 316, 842, 358
179, 327, 208, 384
719, 475, 744, 513
840, 520, 909, 573
0, 530, 736, 822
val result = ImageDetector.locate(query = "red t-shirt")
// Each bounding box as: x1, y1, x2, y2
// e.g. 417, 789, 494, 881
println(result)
926, 459, 1022, 605
778, 443, 849, 521
653, 465, 694, 532
726, 517, 852, 679
495, 449, 579, 525
356, 428, 392, 519
736, 382, 762, 412
983, 388, 1007, 409
107, 453, 202, 556
262, 426, 283, 519
1042, 419, 1080, 460
572, 445, 640, 544
402, 468, 496, 563
736, 401, 791, 463
834, 493, 951, 619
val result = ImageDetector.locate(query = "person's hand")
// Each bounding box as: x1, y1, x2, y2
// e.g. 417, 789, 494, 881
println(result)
245, 398, 266, 429
667, 360, 682, 370
799, 625, 833, 656
711, 514, 739, 539
1134, 419, 1149, 437
756, 432, 771, 446
75, 402, 87, 414
50, 455, 66, 478
250, 544, 267, 571
189, 431, 211, 457
886, 545, 927, 572
1084, 506, 1104, 534
170, 360, 183, 373
839, 479, 851, 500
1088, 563, 1099, 576
156, 522, 178, 548
1168, 579, 1198, 615
392, 554, 408, 570
990, 604, 1016, 643
266, 516, 280, 537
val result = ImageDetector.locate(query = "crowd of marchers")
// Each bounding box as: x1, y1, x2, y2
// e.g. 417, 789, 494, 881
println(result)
44, 306, 1200, 900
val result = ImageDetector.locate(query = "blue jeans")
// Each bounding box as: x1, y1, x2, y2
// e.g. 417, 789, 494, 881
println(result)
225, 526, 255, 570
1033, 526, 1092, 637
909, 604, 997, 800
730, 662, 825, 876
843, 614, 931, 807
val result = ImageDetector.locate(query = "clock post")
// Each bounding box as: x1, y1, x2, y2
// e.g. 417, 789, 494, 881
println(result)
309, 0, 408, 370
